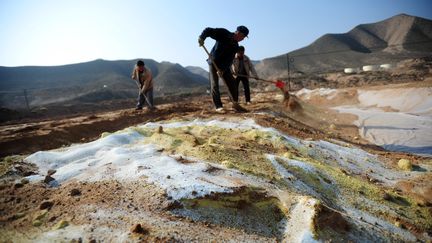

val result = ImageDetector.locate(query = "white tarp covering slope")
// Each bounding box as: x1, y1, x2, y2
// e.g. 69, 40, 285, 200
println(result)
335, 87, 432, 156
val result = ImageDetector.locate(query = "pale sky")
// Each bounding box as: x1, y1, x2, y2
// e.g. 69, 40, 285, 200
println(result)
1, 0, 431, 69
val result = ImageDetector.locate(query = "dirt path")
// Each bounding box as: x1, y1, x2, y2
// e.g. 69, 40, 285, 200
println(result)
0, 102, 202, 158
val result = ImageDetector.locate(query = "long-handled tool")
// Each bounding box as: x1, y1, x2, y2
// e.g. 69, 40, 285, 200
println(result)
201, 45, 247, 112
134, 75, 154, 109
141, 89, 154, 109
235, 74, 290, 102
234, 74, 285, 89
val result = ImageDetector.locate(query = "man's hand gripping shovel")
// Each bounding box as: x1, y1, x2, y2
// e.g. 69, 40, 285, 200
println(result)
134, 82, 154, 110
200, 44, 247, 113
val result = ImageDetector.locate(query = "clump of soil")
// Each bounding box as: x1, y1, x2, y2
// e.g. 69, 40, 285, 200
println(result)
316, 206, 351, 240
172, 187, 286, 239
284, 95, 302, 112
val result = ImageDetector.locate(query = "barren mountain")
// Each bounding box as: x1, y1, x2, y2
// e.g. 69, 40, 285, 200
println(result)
256, 14, 432, 78
185, 66, 209, 80
0, 59, 208, 109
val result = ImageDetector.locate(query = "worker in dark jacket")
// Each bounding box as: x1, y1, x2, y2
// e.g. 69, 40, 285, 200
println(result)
198, 26, 249, 112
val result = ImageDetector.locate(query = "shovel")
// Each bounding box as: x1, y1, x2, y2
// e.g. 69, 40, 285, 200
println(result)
201, 45, 247, 112
134, 77, 154, 109
234, 74, 290, 102
140, 88, 154, 109
235, 74, 286, 89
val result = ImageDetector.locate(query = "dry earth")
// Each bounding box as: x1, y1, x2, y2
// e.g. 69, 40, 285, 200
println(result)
1, 85, 431, 242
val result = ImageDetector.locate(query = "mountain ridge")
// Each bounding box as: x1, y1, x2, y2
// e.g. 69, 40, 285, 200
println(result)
256, 14, 432, 77
0, 59, 208, 91
0, 59, 208, 109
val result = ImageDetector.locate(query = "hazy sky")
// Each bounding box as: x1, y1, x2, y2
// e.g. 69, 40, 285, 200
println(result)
1, 0, 431, 68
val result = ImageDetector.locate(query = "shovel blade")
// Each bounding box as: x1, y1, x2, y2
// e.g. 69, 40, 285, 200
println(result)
275, 80, 285, 89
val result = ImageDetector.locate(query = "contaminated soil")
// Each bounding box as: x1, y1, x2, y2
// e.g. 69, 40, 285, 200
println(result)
0, 81, 431, 242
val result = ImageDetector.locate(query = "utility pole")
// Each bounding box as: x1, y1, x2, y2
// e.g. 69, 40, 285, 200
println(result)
286, 54, 292, 91
23, 89, 30, 112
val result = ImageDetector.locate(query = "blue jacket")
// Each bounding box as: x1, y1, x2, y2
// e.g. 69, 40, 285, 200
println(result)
200, 28, 239, 71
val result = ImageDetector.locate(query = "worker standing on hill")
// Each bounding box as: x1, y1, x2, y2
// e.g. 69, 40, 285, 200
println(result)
131, 60, 155, 111
232, 46, 258, 104
198, 26, 249, 113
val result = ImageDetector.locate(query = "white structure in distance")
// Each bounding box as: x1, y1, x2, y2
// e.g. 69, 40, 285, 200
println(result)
344, 67, 361, 74
344, 64, 394, 73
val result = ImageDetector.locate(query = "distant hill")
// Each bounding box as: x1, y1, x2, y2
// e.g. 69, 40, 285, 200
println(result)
0, 59, 208, 109
250, 60, 260, 66
185, 66, 209, 80
256, 14, 432, 78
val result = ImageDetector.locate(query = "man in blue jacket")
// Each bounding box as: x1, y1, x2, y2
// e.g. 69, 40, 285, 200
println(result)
198, 26, 249, 112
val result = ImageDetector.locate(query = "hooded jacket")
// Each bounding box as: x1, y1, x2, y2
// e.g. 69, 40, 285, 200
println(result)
231, 54, 258, 78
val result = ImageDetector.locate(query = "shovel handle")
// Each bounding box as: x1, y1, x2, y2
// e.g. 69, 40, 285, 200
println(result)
201, 45, 223, 75
235, 74, 276, 84
201, 45, 211, 58
235, 74, 285, 89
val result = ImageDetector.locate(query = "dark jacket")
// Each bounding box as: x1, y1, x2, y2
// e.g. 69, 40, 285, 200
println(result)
200, 28, 239, 71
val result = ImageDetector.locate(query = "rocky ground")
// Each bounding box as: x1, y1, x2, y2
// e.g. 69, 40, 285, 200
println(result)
0, 80, 431, 242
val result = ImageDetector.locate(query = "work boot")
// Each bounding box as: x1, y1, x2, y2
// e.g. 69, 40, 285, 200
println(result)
215, 107, 225, 114
232, 102, 248, 113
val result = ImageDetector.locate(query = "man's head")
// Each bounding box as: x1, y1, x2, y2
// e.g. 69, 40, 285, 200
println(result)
237, 46, 245, 57
137, 60, 145, 67
137, 60, 145, 71
234, 25, 249, 42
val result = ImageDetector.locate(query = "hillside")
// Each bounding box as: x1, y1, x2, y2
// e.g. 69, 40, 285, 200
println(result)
256, 14, 432, 78
0, 59, 208, 109
185, 66, 209, 80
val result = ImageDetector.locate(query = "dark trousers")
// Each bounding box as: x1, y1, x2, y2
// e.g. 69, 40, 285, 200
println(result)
137, 88, 154, 108
236, 76, 250, 102
209, 64, 238, 108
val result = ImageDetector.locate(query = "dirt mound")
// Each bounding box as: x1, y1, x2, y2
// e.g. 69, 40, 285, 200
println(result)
283, 95, 302, 112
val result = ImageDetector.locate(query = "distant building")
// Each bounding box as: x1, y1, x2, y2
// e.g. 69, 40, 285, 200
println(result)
344, 67, 361, 74
362, 65, 379, 72
379, 64, 394, 70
